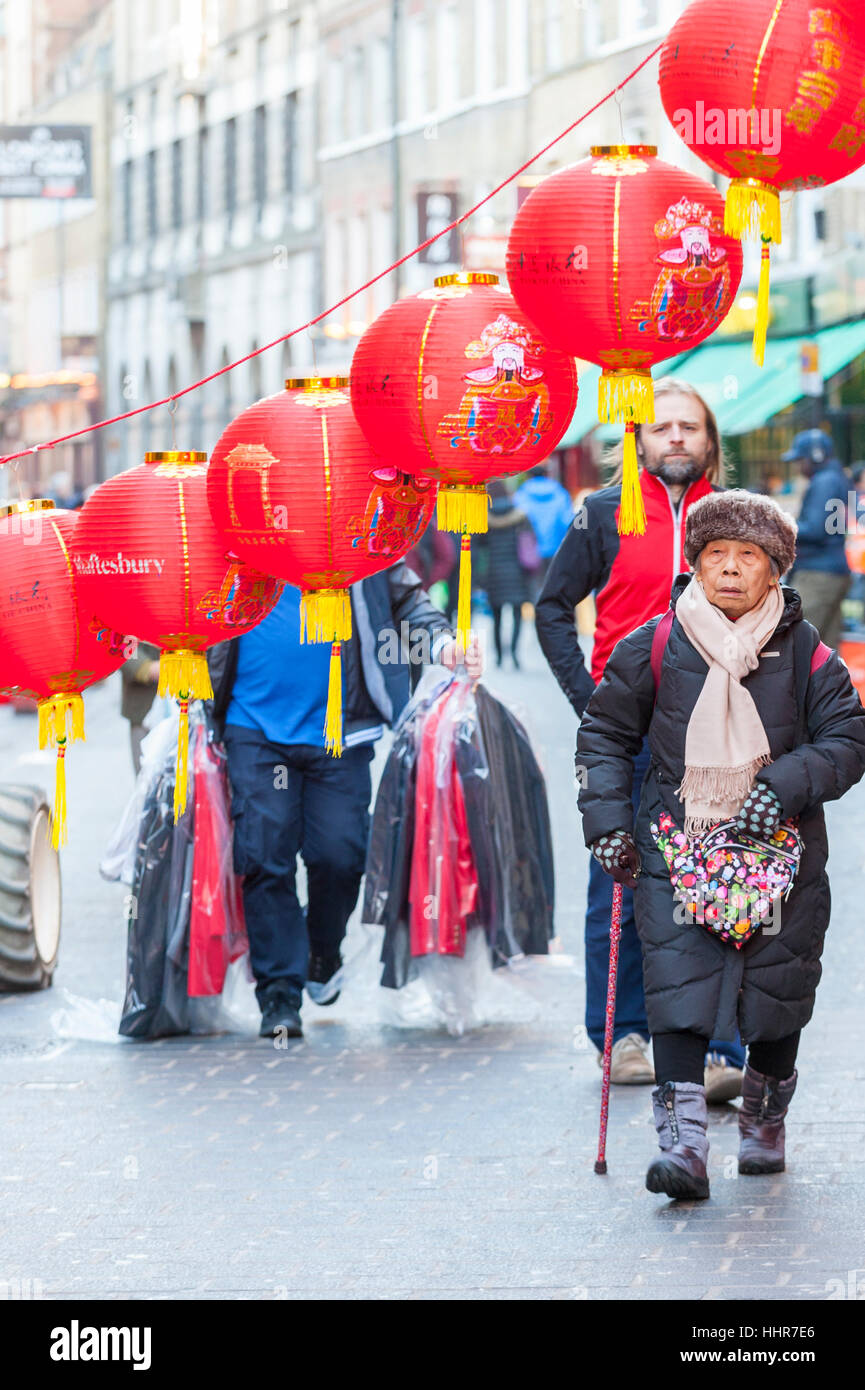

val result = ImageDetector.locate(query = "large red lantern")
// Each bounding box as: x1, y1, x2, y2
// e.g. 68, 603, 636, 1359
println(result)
71, 451, 284, 815
207, 376, 437, 755
660, 0, 865, 362
0, 500, 127, 847
350, 271, 578, 640
506, 145, 743, 533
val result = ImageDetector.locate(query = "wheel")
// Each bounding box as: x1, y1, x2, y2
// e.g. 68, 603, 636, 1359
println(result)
0, 785, 62, 990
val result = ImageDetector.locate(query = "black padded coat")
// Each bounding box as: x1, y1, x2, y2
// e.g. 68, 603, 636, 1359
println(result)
577, 577, 865, 1043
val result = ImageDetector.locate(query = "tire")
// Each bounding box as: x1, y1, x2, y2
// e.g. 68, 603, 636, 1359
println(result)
0, 784, 62, 991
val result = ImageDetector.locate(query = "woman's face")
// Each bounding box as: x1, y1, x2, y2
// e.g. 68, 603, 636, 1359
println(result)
698, 540, 775, 618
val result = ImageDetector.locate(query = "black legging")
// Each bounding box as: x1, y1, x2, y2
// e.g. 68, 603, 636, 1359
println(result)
653, 1029, 801, 1085
491, 603, 522, 662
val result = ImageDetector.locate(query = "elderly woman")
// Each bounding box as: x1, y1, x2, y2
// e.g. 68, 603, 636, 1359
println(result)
577, 492, 865, 1201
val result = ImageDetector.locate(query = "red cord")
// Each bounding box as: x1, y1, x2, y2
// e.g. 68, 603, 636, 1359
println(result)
0, 42, 663, 469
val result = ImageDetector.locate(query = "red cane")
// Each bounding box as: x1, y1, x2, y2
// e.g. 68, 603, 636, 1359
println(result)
594, 881, 623, 1174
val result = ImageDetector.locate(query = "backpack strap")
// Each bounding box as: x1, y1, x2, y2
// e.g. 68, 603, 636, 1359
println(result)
650, 608, 675, 695
793, 624, 831, 739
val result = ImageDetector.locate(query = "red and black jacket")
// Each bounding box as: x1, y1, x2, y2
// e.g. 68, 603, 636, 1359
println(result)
535, 469, 715, 717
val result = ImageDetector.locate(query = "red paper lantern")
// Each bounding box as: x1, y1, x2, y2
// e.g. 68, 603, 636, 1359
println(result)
506, 145, 743, 532
71, 450, 284, 815
207, 376, 438, 754
350, 271, 577, 639
659, 0, 865, 361
0, 500, 127, 846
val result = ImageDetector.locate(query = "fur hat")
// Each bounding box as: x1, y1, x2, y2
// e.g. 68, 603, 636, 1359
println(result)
684, 490, 797, 576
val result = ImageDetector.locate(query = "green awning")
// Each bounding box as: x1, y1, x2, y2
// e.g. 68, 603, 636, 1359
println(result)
560, 319, 865, 445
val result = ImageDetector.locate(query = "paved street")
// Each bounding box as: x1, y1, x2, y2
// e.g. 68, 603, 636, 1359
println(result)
1, 618, 864, 1302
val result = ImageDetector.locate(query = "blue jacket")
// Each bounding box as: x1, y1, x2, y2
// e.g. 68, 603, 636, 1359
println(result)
514, 477, 574, 559
793, 461, 851, 575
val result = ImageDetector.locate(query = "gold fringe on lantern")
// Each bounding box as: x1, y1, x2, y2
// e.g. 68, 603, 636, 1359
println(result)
457, 534, 473, 651
754, 240, 772, 368
724, 179, 782, 246
300, 588, 352, 644
437, 484, 489, 535
619, 423, 646, 537
158, 648, 213, 702
324, 642, 344, 757
598, 370, 655, 426
37, 694, 86, 850
174, 697, 190, 822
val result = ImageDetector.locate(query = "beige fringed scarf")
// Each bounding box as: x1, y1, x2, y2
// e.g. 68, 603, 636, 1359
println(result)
674, 576, 784, 836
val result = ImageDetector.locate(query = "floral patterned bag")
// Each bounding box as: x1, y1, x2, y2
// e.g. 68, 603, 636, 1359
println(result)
650, 811, 804, 948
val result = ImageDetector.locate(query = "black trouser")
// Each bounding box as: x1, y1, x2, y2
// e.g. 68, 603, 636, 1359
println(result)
224, 725, 374, 1004
653, 1029, 801, 1084
491, 603, 522, 662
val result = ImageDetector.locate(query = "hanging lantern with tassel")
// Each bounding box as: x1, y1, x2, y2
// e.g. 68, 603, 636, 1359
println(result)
70, 450, 284, 819
207, 377, 437, 756
350, 272, 578, 647
659, 0, 865, 365
0, 500, 128, 848
507, 147, 743, 534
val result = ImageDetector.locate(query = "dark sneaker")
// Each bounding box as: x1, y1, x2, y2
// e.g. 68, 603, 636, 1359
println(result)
258, 985, 303, 1040
307, 952, 342, 1006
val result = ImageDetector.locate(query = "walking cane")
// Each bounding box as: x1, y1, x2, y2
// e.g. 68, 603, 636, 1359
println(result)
594, 881, 623, 1175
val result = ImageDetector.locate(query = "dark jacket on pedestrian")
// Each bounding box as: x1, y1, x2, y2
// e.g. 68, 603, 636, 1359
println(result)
121, 642, 160, 725
577, 574, 865, 1044
477, 496, 530, 608
207, 562, 452, 741
793, 459, 850, 575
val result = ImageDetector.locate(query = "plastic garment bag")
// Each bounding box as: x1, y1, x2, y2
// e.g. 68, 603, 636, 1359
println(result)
188, 731, 247, 996
363, 669, 555, 993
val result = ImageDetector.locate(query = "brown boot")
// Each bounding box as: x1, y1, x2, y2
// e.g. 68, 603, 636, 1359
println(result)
738, 1065, 797, 1175
646, 1082, 710, 1200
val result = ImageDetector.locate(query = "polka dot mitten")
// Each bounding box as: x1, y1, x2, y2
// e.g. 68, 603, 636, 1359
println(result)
736, 783, 783, 840
590, 831, 641, 888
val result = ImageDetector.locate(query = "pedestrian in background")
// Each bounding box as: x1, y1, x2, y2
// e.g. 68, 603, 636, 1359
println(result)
208, 563, 482, 1041
514, 464, 574, 600
577, 491, 865, 1201
477, 479, 530, 669
783, 429, 851, 649
536, 378, 746, 1098
121, 641, 160, 774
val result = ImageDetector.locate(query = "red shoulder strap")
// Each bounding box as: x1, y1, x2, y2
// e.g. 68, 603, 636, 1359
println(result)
651, 608, 675, 692
810, 640, 831, 675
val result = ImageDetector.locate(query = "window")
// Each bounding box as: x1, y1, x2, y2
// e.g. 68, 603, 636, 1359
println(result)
406, 15, 428, 119
634, 0, 659, 30
197, 120, 208, 221
253, 105, 267, 206
506, 0, 528, 85
224, 117, 237, 214
437, 5, 458, 110
171, 139, 183, 228
283, 91, 297, 196
146, 148, 157, 237
545, 0, 563, 71
287, 17, 301, 56
122, 159, 132, 243
370, 37, 390, 129
475, 0, 494, 94
256, 32, 267, 73
327, 56, 344, 143
346, 47, 365, 136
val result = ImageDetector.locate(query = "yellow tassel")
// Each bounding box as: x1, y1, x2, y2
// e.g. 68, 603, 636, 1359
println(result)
619, 423, 646, 537
324, 641, 343, 757
158, 648, 213, 701
437, 484, 489, 534
51, 742, 67, 850
457, 534, 472, 650
724, 179, 782, 245
754, 241, 772, 368
174, 697, 190, 822
300, 588, 352, 644
598, 370, 655, 425
38, 693, 86, 749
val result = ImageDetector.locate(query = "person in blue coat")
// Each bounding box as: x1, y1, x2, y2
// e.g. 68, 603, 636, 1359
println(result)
514, 465, 575, 598
784, 430, 851, 648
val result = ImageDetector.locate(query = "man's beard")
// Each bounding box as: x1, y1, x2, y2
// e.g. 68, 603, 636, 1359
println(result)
646, 454, 706, 486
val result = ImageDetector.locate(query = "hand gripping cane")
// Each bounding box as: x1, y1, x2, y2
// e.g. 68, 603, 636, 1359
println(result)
594, 881, 623, 1175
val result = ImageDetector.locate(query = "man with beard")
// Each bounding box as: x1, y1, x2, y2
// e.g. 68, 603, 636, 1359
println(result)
536, 378, 746, 1100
